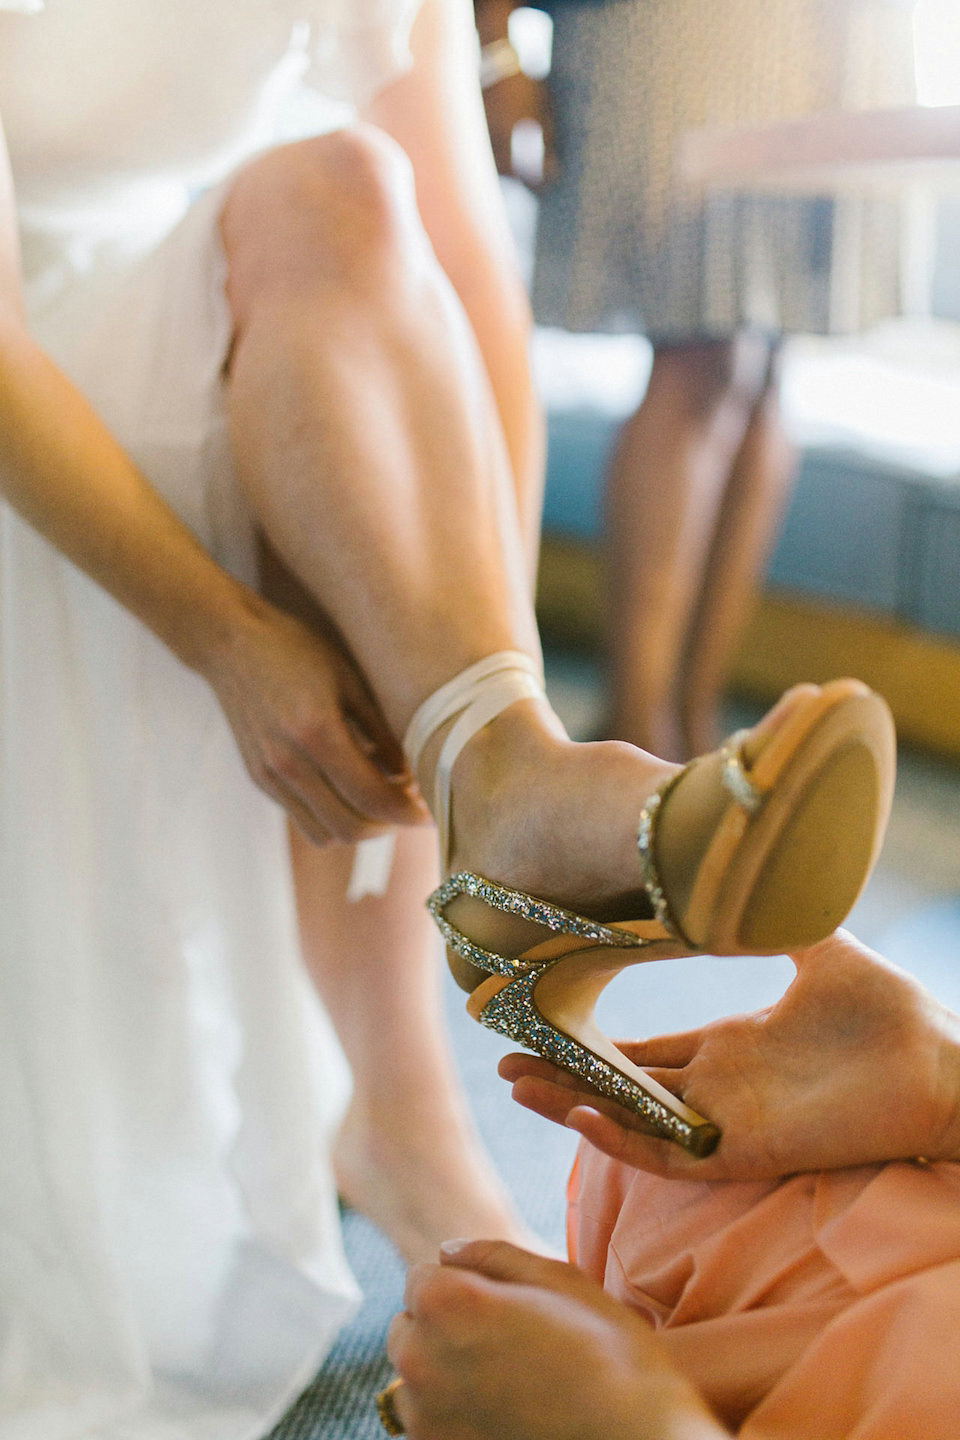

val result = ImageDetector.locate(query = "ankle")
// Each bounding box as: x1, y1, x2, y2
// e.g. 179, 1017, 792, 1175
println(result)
450, 714, 678, 910
403, 651, 549, 844
446, 685, 569, 812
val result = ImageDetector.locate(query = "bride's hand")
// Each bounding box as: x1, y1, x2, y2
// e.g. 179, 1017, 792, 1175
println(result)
500, 930, 960, 1179
203, 596, 430, 846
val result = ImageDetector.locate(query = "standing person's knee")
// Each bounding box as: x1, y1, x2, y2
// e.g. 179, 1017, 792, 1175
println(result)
650, 334, 773, 424
220, 125, 423, 324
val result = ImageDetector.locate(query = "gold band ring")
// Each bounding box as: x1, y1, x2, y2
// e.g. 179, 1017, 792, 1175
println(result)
376, 1376, 406, 1436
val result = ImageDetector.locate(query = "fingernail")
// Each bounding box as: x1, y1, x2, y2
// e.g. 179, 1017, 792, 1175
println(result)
439, 1238, 470, 1255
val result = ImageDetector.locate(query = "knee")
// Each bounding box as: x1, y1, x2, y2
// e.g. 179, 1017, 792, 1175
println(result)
221, 126, 422, 324
649, 334, 773, 425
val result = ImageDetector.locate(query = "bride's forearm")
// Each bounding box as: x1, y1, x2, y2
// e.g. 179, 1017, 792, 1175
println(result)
0, 314, 268, 676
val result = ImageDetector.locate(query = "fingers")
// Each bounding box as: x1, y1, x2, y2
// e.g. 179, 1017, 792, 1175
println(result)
337, 660, 411, 783
498, 1045, 698, 1119
788, 925, 888, 973
290, 716, 428, 829
259, 776, 350, 849
247, 742, 401, 846
498, 1027, 708, 1085
499, 1055, 729, 1181
250, 700, 430, 841
564, 1104, 724, 1181
437, 1237, 585, 1293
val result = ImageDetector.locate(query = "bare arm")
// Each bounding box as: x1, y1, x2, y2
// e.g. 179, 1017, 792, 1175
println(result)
0, 113, 423, 842
364, 0, 545, 565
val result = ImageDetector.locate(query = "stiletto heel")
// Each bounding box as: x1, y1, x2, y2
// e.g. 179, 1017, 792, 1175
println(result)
405, 655, 896, 1156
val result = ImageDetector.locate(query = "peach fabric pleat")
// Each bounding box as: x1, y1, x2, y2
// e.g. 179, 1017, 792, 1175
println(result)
569, 1146, 960, 1438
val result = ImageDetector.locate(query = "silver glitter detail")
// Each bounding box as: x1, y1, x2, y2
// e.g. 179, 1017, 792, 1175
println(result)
720, 730, 764, 812
426, 871, 649, 978
425, 872, 721, 1154
636, 790, 673, 934
636, 770, 688, 942
478, 974, 719, 1157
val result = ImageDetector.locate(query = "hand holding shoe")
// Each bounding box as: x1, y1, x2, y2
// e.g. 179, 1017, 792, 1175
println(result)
501, 930, 960, 1180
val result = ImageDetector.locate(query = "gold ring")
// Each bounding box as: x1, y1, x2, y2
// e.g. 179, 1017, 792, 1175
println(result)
376, 1376, 406, 1436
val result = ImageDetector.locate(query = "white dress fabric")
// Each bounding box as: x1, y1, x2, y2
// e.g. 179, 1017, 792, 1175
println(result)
0, 3, 419, 1437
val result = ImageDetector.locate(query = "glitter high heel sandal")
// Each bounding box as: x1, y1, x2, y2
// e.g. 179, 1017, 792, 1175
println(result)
405, 654, 896, 1157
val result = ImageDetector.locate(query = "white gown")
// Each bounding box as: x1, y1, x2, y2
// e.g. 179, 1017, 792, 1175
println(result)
0, 3, 420, 1437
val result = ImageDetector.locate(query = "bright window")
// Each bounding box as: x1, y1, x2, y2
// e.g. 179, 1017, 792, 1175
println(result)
914, 0, 960, 106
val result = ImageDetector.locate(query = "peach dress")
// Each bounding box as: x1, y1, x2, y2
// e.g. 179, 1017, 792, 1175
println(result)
570, 1147, 960, 1438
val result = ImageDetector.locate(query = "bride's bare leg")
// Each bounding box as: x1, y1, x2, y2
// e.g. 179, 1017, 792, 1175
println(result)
290, 826, 533, 1261
257, 545, 531, 1258
221, 127, 675, 915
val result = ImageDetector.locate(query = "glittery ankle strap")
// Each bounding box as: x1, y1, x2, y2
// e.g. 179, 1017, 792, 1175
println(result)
403, 651, 545, 870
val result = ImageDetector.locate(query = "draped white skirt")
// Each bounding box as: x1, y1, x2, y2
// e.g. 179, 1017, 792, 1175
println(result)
0, 181, 360, 1440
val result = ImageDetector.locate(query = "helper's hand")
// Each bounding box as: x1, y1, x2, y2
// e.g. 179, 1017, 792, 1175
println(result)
500, 930, 960, 1180
202, 597, 430, 846
387, 1239, 724, 1440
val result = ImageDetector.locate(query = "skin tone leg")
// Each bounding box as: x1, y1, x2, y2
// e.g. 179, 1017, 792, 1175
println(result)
223, 0, 557, 1261
218, 131, 671, 1259
602, 336, 773, 760
678, 359, 797, 758
220, 128, 681, 921
218, 0, 675, 1262
258, 529, 538, 1263
290, 827, 536, 1262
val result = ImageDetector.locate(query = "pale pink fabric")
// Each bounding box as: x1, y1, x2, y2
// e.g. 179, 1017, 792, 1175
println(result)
569, 1147, 960, 1438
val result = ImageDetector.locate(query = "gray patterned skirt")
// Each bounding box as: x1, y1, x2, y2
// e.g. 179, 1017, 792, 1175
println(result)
532, 0, 918, 340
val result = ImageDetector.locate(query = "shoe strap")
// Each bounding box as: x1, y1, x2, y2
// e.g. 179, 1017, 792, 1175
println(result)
403, 651, 545, 871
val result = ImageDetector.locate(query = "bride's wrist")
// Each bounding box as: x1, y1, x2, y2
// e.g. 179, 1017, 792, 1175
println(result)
179, 573, 277, 683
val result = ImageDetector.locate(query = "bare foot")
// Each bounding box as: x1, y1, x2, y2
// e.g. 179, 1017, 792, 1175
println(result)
444, 699, 677, 916
441, 685, 819, 921
333, 1095, 547, 1264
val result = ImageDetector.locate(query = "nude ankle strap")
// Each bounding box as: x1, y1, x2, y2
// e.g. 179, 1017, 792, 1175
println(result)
403, 651, 545, 870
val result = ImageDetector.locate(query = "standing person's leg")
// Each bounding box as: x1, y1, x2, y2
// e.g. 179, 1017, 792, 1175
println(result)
216, 125, 672, 1249
678, 355, 796, 757
602, 336, 771, 759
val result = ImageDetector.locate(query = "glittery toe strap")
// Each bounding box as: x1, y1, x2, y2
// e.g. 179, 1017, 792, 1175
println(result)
636, 774, 689, 942
427, 871, 649, 978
